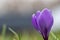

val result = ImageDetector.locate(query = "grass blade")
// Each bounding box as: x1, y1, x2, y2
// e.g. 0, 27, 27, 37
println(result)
51, 32, 59, 40
2, 24, 7, 40
9, 27, 19, 40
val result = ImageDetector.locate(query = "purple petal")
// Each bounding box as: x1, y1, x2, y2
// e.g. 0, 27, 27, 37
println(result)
41, 8, 53, 33
38, 14, 46, 37
38, 8, 53, 37
36, 11, 40, 17
35, 11, 44, 35
32, 14, 40, 31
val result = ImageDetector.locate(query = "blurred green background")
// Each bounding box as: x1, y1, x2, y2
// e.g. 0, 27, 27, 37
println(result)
0, 0, 60, 40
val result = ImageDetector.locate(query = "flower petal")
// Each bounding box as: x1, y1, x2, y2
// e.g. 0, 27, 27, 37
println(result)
38, 8, 53, 37
41, 8, 53, 33
32, 14, 40, 31
35, 11, 44, 34
38, 14, 46, 37
36, 11, 40, 17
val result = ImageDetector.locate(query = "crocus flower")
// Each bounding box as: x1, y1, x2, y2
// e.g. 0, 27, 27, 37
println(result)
32, 8, 53, 40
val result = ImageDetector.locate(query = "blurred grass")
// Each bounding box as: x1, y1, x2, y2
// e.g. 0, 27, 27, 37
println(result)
0, 24, 60, 40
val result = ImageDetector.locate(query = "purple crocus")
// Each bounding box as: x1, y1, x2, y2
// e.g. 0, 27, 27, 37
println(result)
32, 8, 53, 40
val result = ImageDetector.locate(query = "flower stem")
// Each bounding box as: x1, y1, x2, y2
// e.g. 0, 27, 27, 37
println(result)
44, 37, 48, 40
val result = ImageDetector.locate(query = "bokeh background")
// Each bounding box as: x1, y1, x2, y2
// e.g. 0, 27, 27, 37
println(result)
0, 0, 60, 40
